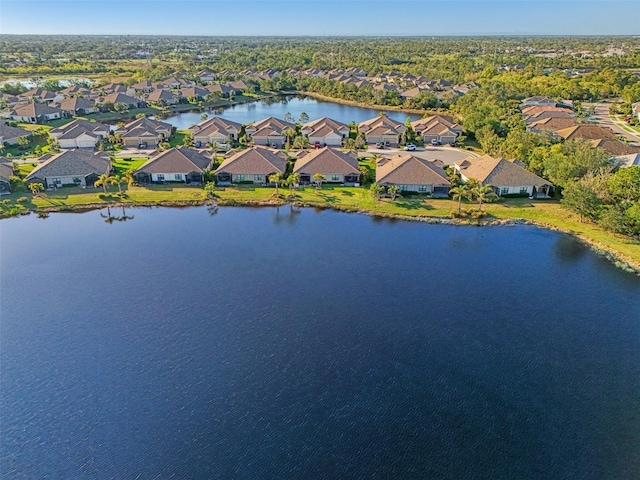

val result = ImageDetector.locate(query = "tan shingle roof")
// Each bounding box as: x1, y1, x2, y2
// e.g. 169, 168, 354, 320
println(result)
455, 155, 551, 187
215, 147, 286, 175
190, 116, 242, 136
555, 124, 615, 141
591, 138, 640, 156
136, 147, 212, 174
358, 116, 406, 135
293, 147, 359, 175
376, 154, 450, 186
26, 150, 110, 180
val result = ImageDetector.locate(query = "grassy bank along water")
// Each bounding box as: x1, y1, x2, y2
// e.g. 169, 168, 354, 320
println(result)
2, 184, 639, 274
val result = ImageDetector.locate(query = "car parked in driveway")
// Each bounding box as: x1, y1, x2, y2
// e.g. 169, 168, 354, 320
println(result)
404, 144, 416, 151
431, 139, 441, 146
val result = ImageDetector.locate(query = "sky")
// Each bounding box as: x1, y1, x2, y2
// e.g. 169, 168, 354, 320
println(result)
0, 0, 638, 36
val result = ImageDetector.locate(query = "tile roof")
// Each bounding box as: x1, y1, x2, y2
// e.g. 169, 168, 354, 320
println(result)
455, 155, 551, 187
0, 119, 31, 140
10, 102, 63, 117
591, 138, 640, 156
301, 117, 349, 137
555, 124, 615, 141
376, 154, 450, 186
215, 146, 287, 175
26, 150, 110, 180
358, 116, 406, 135
0, 161, 13, 182
136, 147, 213, 174
190, 116, 242, 136
293, 147, 359, 175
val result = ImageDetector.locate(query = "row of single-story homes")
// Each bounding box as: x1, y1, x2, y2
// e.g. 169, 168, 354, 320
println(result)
188, 114, 463, 149
11, 144, 552, 199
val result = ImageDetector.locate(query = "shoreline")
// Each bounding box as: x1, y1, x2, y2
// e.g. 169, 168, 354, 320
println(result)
295, 91, 432, 116
6, 197, 639, 276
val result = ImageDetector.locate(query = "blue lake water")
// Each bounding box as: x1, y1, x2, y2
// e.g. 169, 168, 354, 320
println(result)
160, 96, 421, 130
1, 206, 639, 479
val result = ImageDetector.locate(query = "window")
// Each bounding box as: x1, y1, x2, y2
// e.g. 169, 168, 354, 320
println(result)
331, 175, 340, 182
53, 178, 62, 185
418, 185, 428, 192
254, 175, 262, 181
501, 187, 509, 195
520, 187, 528, 194
398, 184, 407, 191
157, 174, 165, 181
237, 174, 245, 181
72, 177, 81, 184
175, 174, 183, 181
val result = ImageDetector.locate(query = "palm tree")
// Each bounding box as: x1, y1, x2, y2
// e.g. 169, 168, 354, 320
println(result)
312, 173, 325, 190
449, 184, 470, 215
95, 173, 111, 194
387, 184, 400, 201
110, 174, 124, 195
472, 182, 498, 212
123, 170, 135, 188
29, 182, 44, 196
287, 172, 300, 195
283, 127, 296, 148
269, 172, 283, 195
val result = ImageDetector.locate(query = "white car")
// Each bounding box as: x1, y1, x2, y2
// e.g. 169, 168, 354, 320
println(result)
404, 144, 416, 151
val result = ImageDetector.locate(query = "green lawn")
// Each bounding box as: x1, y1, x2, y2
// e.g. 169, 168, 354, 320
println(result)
169, 130, 190, 148
111, 157, 148, 174
2, 184, 639, 270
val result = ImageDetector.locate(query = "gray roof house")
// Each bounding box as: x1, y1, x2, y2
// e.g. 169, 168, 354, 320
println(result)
26, 150, 111, 189
0, 119, 31, 145
215, 146, 287, 185
134, 147, 213, 184
0, 160, 13, 195
50, 119, 110, 149
376, 154, 451, 196
293, 147, 360, 185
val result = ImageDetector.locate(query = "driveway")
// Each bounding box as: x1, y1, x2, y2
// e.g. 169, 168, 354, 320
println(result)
363, 146, 477, 166
591, 100, 640, 146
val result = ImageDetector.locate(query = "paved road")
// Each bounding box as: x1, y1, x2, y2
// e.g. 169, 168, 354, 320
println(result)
591, 100, 640, 146
364, 146, 476, 166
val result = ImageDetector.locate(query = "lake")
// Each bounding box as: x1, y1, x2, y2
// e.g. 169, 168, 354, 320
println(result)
159, 95, 421, 130
1, 206, 639, 479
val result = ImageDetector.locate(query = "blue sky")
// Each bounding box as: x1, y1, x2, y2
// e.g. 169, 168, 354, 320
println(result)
0, 1, 638, 36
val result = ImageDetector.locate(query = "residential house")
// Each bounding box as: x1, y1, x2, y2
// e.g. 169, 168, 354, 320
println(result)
300, 117, 350, 147
214, 146, 287, 185
115, 118, 172, 148
526, 116, 578, 134
293, 147, 360, 185
59, 85, 92, 97
198, 70, 216, 83
411, 115, 462, 145
522, 96, 558, 107
633, 102, 640, 122
0, 161, 13, 195
554, 124, 615, 141
146, 89, 178, 106
358, 116, 406, 147
129, 80, 156, 94
54, 97, 99, 116
376, 154, 451, 195
0, 119, 31, 145
50, 119, 110, 149
25, 150, 111, 188
245, 117, 295, 147
179, 86, 210, 102
0, 93, 22, 107
2, 102, 64, 124
591, 138, 640, 157
400, 87, 431, 100
19, 88, 63, 104
455, 154, 552, 197
189, 116, 242, 146
98, 93, 146, 110
134, 147, 213, 184
207, 83, 234, 97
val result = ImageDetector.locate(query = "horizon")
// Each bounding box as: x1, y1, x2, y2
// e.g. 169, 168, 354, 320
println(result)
1, 1, 639, 36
